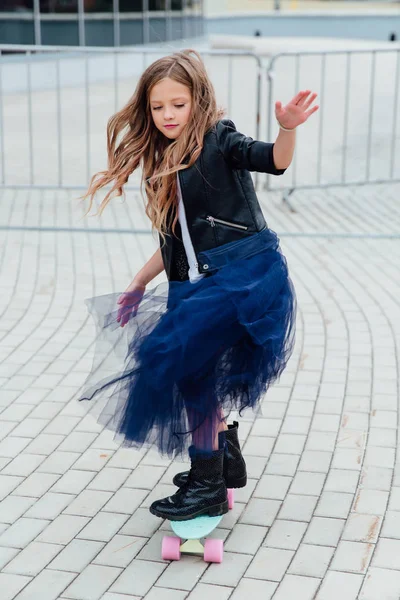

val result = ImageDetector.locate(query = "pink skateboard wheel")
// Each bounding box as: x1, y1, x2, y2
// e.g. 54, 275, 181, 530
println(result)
161, 535, 181, 561
227, 488, 234, 510
204, 538, 224, 563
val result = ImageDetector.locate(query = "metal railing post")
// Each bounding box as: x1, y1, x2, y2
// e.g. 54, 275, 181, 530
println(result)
78, 0, 86, 47
33, 0, 41, 46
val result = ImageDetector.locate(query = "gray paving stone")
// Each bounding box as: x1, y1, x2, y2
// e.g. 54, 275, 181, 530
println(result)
251, 418, 281, 437
29, 402, 63, 420
0, 547, 19, 570
265, 454, 299, 476
324, 469, 360, 493
0, 496, 36, 524
48, 539, 105, 572
278, 494, 318, 522
24, 492, 75, 519
234, 478, 257, 504
64, 490, 113, 517
93, 534, 146, 568
107, 448, 144, 470
242, 434, 275, 458
253, 474, 291, 500
37, 515, 90, 544
244, 455, 268, 479
14, 569, 77, 600
202, 551, 252, 587
0, 573, 32, 600
156, 556, 208, 591
136, 531, 168, 563
315, 491, 354, 519
343, 513, 382, 543
145, 588, 187, 600
352, 489, 389, 515
73, 449, 114, 472
12, 472, 60, 498
371, 537, 400, 570
11, 418, 49, 439
240, 498, 281, 527
290, 471, 326, 496
367, 428, 397, 448
298, 450, 332, 473
303, 517, 345, 547
225, 524, 267, 554
274, 433, 307, 455
245, 546, 294, 581
364, 446, 395, 469
331, 540, 374, 574
185, 583, 233, 600
101, 594, 141, 600
87, 468, 131, 492
110, 559, 167, 596
3, 541, 63, 576
0, 475, 24, 501
120, 508, 161, 538
0, 517, 49, 549
359, 567, 400, 599
230, 578, 278, 599
51, 470, 97, 495
124, 466, 166, 490
289, 544, 334, 578
315, 571, 363, 600
102, 488, 148, 515
24, 434, 65, 456
77, 511, 129, 542
272, 574, 321, 600
63, 564, 122, 600
264, 519, 307, 550
332, 449, 363, 471
0, 437, 31, 458
37, 451, 80, 474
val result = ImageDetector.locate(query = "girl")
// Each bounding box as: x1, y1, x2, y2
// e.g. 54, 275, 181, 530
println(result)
79, 49, 318, 522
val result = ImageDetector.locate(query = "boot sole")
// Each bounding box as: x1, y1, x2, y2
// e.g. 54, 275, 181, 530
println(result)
172, 475, 248, 489
149, 500, 229, 522
226, 475, 247, 489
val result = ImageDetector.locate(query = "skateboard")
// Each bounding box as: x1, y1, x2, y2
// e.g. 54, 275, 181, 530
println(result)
161, 488, 234, 564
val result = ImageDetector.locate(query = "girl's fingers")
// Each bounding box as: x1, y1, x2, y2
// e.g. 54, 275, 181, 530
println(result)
305, 105, 319, 118
303, 93, 318, 110
291, 90, 311, 106
296, 91, 314, 108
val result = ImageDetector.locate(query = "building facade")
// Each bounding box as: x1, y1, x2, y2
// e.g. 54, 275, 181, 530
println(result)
0, 0, 204, 46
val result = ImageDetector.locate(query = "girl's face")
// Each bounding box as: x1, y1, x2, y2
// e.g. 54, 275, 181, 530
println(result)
149, 77, 192, 140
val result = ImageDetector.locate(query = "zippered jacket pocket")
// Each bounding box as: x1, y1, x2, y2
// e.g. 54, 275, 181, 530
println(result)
206, 216, 248, 231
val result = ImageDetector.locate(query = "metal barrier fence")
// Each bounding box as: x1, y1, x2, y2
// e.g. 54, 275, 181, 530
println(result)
265, 47, 400, 197
1, 44, 400, 197
0, 44, 262, 190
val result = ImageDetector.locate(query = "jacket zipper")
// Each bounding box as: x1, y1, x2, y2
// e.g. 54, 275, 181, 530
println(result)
206, 216, 248, 231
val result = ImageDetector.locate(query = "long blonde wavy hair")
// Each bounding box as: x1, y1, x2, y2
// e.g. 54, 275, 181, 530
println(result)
82, 49, 224, 239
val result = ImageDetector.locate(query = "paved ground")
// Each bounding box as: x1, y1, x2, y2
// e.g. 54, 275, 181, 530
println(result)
0, 181, 400, 599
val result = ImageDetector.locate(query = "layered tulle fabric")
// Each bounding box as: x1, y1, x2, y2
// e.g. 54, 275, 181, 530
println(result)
77, 228, 296, 457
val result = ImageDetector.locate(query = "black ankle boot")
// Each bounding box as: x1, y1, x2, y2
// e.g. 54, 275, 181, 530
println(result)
172, 421, 247, 489
149, 446, 228, 521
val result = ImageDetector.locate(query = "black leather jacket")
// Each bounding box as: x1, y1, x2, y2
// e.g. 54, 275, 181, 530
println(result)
161, 119, 286, 281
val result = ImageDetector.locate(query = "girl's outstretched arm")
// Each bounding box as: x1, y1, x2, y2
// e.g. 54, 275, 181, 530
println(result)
273, 90, 319, 170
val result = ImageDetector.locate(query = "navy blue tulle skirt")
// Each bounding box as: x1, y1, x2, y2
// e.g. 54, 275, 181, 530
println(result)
78, 228, 296, 457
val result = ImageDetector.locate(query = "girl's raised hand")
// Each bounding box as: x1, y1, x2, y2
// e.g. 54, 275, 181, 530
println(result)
275, 90, 319, 131
116, 281, 146, 327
